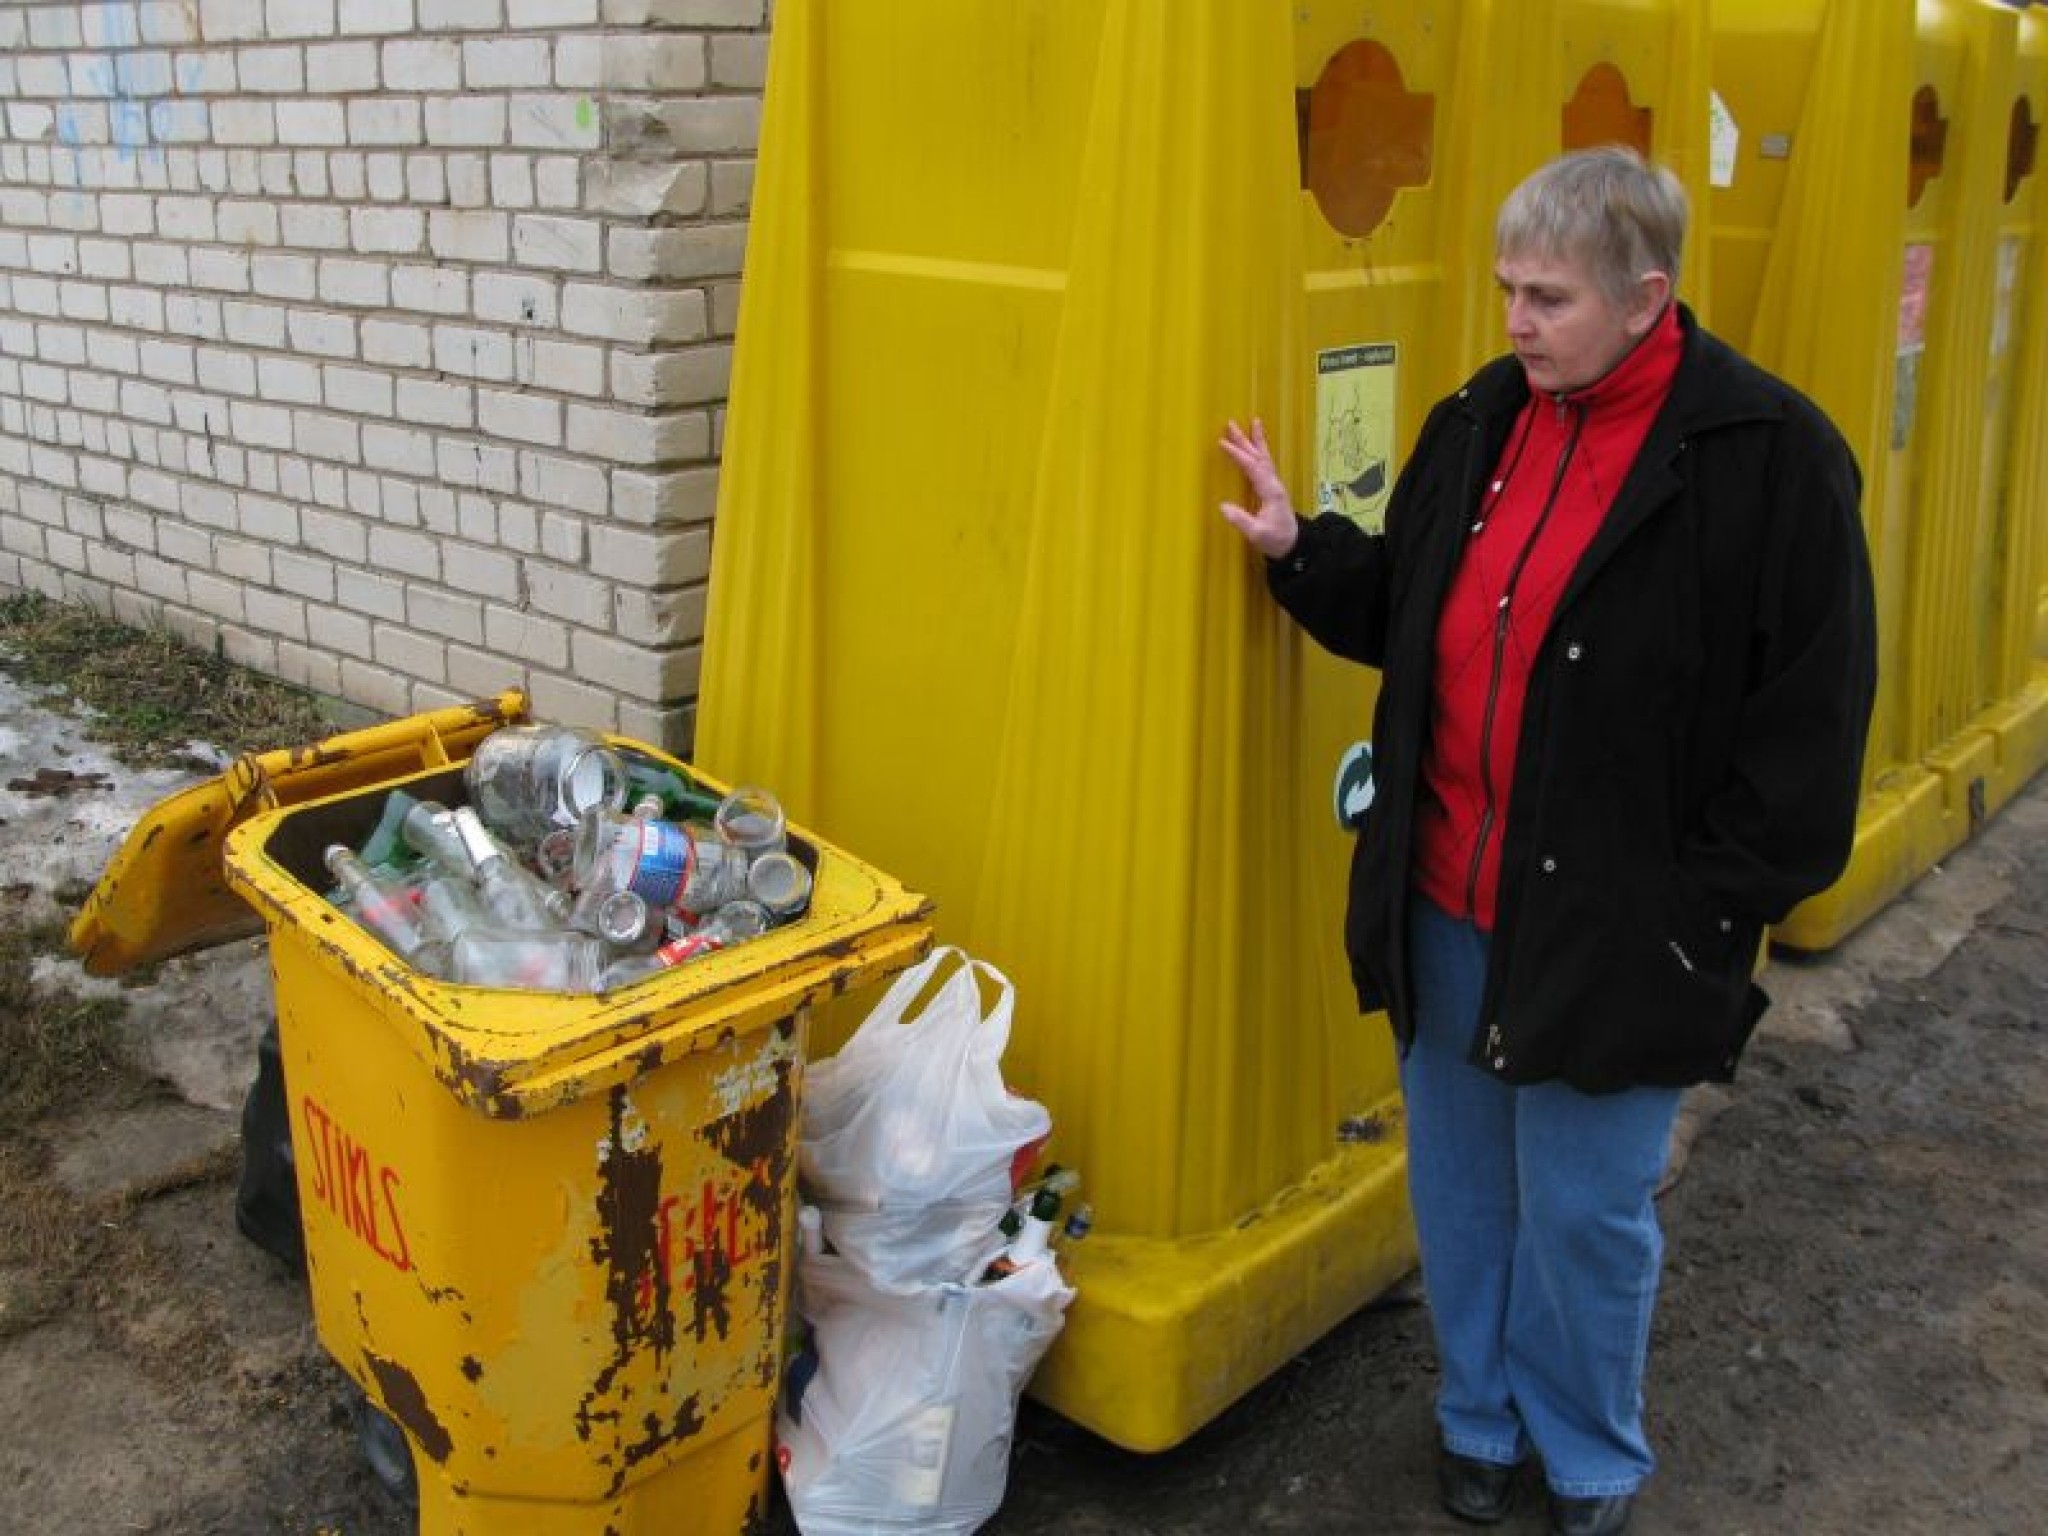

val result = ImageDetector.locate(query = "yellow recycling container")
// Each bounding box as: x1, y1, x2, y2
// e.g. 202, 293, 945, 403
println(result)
698, 0, 1700, 1453
73, 694, 933, 1534
1720, 0, 2048, 950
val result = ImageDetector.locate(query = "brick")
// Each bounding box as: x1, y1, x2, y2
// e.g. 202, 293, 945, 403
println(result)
432, 324, 515, 382
604, 0, 765, 25
307, 41, 379, 92
615, 698, 693, 756
587, 160, 707, 220
369, 522, 442, 581
240, 44, 309, 91
509, 93, 599, 151
384, 39, 462, 91
339, 569, 407, 622
339, 0, 415, 36
339, 656, 410, 715
277, 100, 348, 145
474, 271, 557, 326
395, 377, 473, 428
484, 604, 570, 667
197, 347, 257, 394
348, 99, 423, 146
707, 32, 767, 87
257, 356, 322, 405
610, 463, 718, 526
303, 505, 369, 562
522, 337, 606, 396
573, 628, 698, 700
239, 491, 301, 543
231, 399, 296, 450
369, 621, 445, 683
429, 209, 510, 264
212, 100, 279, 146
218, 201, 282, 245
274, 639, 343, 696
189, 246, 252, 292
466, 38, 552, 89
391, 264, 470, 315
224, 300, 289, 347
360, 421, 435, 475
405, 155, 448, 204
406, 585, 486, 645
350, 207, 425, 255
319, 257, 391, 307
307, 601, 371, 657
709, 159, 754, 217
517, 451, 606, 513
366, 153, 407, 201
323, 365, 394, 416
535, 156, 580, 209
561, 282, 709, 346
245, 586, 308, 641
601, 34, 706, 91
478, 387, 562, 447
286, 309, 357, 357
590, 522, 708, 586
611, 343, 730, 408
513, 214, 602, 274
425, 97, 508, 148
188, 570, 250, 625
362, 318, 432, 368
523, 560, 610, 628
281, 203, 349, 248
565, 401, 705, 467
554, 34, 601, 89
512, 0, 600, 24
489, 155, 535, 209
521, 672, 621, 731
293, 410, 361, 463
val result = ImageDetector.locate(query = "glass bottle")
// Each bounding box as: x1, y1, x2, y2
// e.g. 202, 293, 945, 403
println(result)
450, 806, 558, 931
448, 928, 609, 992
464, 724, 628, 847
325, 845, 442, 969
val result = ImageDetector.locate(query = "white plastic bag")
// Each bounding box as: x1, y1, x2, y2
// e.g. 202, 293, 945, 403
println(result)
801, 947, 1051, 1289
778, 1249, 1074, 1536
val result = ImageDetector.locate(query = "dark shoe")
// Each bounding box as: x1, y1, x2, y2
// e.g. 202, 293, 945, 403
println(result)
1438, 1450, 1519, 1525
1549, 1491, 1635, 1536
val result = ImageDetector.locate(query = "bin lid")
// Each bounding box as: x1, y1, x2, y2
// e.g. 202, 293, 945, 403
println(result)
68, 691, 529, 976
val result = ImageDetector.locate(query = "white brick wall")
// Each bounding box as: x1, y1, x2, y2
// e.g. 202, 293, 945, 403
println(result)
0, 0, 766, 749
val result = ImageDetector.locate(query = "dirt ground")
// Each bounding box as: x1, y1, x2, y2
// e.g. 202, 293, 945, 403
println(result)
2, 668, 2044, 1535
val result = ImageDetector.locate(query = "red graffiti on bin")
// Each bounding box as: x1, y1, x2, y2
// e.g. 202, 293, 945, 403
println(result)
300, 1095, 414, 1274
635, 1166, 768, 1319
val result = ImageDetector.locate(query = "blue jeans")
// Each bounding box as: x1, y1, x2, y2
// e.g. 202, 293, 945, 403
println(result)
1401, 896, 1682, 1497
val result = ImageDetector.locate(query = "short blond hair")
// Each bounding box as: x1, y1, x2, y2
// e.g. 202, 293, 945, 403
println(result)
1497, 146, 1687, 307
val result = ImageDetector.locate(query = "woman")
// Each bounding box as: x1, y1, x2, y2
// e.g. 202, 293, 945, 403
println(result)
1219, 147, 1875, 1535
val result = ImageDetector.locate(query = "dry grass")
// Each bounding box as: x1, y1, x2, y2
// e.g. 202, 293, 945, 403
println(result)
0, 590, 334, 771
0, 593, 329, 1338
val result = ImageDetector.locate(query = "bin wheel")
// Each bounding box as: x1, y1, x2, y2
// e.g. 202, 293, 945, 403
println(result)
350, 1390, 420, 1512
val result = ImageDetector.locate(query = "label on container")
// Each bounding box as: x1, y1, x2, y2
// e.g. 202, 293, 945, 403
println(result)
612, 820, 694, 910
1316, 343, 1397, 535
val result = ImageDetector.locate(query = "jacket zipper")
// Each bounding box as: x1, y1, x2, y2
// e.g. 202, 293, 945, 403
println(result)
1462, 398, 1585, 922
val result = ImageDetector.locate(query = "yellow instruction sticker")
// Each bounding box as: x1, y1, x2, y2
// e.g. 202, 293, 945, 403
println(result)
1316, 343, 1397, 534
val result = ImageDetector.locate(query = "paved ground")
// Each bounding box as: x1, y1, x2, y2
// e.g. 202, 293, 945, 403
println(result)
2, 669, 2043, 1534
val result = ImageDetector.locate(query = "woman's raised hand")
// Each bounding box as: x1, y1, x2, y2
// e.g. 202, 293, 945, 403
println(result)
1218, 418, 1301, 560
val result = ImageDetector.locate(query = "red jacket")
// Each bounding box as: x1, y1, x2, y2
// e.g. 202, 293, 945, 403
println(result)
1414, 305, 1683, 930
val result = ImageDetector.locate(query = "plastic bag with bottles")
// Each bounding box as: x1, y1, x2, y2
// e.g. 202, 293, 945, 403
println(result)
778, 945, 1079, 1535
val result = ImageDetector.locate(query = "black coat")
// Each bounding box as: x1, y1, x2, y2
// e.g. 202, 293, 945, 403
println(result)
1269, 308, 1877, 1093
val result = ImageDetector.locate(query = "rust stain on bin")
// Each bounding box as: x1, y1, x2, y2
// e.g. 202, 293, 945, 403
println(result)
363, 1350, 454, 1464
590, 1084, 675, 1361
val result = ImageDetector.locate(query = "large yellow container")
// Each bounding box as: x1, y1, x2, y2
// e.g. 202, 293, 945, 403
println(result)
75, 696, 932, 1534
699, 0, 1702, 1452
1721, 0, 2048, 950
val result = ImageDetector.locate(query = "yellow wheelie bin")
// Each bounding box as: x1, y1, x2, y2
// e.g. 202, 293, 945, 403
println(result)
71, 690, 933, 1534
